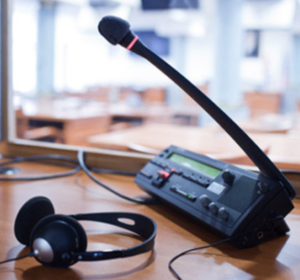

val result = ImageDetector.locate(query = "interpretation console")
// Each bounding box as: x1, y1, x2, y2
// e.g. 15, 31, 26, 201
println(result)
99, 15, 296, 248
135, 145, 294, 247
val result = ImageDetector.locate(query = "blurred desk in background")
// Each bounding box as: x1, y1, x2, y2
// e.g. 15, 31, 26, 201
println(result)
238, 113, 297, 134
16, 107, 111, 146
16, 98, 201, 145
107, 103, 200, 126
88, 123, 300, 171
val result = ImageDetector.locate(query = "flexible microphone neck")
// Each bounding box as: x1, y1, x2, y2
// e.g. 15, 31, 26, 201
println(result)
98, 16, 296, 199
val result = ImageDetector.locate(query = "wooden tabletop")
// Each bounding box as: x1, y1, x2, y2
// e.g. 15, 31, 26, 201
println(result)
0, 160, 299, 280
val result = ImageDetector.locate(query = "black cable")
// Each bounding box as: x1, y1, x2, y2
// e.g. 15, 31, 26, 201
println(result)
281, 169, 300, 175
0, 154, 78, 167
0, 154, 137, 176
0, 166, 81, 181
0, 154, 81, 181
77, 150, 159, 205
168, 237, 233, 280
0, 252, 34, 265
0, 152, 136, 182
91, 167, 137, 176
0, 154, 21, 160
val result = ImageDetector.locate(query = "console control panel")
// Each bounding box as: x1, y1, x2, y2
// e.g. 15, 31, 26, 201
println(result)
135, 145, 294, 248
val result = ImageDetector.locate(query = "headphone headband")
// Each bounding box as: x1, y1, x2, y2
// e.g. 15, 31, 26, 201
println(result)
14, 196, 157, 267
70, 212, 157, 261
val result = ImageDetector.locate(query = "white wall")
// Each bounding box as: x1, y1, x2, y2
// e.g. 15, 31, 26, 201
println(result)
12, 0, 298, 98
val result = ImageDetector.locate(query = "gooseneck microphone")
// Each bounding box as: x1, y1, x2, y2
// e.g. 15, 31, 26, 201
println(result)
98, 15, 295, 199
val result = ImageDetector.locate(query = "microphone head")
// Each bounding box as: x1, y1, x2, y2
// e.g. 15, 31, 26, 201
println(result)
98, 16, 130, 45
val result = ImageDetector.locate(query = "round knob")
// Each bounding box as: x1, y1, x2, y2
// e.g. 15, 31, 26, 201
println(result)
222, 170, 235, 185
219, 207, 229, 220
208, 202, 218, 215
199, 195, 211, 208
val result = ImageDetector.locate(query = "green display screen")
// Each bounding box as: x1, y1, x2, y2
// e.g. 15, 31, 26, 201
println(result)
168, 153, 222, 178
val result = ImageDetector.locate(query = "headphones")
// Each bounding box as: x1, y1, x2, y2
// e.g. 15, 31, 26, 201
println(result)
14, 196, 157, 267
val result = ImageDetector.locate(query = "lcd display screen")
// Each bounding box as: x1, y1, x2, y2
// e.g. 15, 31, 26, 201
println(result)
169, 153, 222, 178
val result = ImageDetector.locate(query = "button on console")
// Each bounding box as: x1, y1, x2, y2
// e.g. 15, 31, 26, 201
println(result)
222, 170, 235, 185
151, 177, 165, 188
219, 207, 229, 220
157, 170, 170, 179
139, 170, 152, 179
199, 195, 211, 208
208, 202, 218, 214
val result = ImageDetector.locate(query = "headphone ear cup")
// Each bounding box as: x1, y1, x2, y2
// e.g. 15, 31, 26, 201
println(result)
30, 214, 87, 267
14, 196, 55, 246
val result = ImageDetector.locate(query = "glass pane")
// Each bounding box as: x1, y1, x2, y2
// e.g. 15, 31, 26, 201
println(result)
11, 0, 300, 160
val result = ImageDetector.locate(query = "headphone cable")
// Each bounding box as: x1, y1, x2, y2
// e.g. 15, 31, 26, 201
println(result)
0, 154, 81, 181
0, 252, 34, 265
169, 237, 235, 280
77, 150, 159, 205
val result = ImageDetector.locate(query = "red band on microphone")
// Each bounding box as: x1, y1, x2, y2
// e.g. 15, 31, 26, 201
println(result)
126, 36, 139, 50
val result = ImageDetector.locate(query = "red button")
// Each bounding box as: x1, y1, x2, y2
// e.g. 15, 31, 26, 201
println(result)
157, 170, 170, 179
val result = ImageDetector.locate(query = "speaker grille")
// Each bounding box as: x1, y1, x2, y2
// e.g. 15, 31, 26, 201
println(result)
217, 176, 259, 213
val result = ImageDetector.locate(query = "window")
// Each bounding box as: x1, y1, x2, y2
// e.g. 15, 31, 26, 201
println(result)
2, 0, 298, 171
